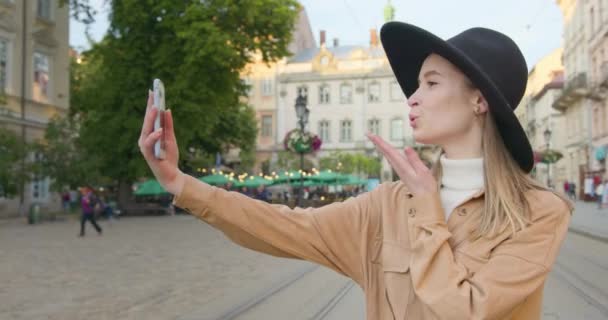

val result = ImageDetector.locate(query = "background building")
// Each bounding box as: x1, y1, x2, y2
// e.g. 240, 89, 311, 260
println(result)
0, 0, 70, 217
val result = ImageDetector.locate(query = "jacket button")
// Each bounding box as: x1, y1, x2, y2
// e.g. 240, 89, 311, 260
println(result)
408, 208, 416, 217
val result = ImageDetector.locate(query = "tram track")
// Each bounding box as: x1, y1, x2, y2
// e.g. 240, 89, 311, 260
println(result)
208, 264, 358, 320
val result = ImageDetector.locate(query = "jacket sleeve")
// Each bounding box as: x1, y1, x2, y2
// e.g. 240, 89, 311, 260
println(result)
172, 174, 383, 285
405, 191, 571, 320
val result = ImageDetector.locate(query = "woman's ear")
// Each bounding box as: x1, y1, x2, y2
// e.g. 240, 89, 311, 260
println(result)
472, 90, 489, 115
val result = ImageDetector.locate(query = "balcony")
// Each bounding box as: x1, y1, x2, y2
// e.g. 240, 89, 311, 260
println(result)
552, 72, 588, 111
600, 62, 608, 89
588, 63, 608, 101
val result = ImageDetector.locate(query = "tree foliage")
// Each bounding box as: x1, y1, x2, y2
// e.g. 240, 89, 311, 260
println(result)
69, 0, 299, 194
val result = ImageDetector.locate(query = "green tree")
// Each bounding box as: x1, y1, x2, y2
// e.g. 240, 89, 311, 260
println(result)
29, 111, 106, 192
0, 127, 27, 197
71, 1, 299, 205
319, 151, 381, 177
274, 151, 314, 172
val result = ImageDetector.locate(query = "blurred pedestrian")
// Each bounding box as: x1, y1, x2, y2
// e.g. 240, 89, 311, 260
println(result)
69, 189, 79, 211
256, 185, 271, 203
79, 187, 103, 237
569, 182, 577, 201
602, 179, 608, 210
596, 182, 605, 209
61, 189, 71, 214
99, 195, 116, 223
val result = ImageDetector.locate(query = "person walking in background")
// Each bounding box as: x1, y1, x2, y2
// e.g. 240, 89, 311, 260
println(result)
596, 181, 605, 209
563, 180, 569, 197
69, 188, 79, 211
255, 185, 271, 203
79, 187, 103, 237
602, 179, 608, 210
61, 189, 71, 214
569, 181, 577, 201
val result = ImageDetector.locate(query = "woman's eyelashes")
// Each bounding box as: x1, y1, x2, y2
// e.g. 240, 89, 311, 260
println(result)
427, 81, 438, 88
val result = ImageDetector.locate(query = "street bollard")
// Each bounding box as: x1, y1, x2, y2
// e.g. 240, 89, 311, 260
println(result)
28, 203, 41, 225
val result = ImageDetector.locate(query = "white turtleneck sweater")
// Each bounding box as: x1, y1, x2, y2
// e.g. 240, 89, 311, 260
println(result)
439, 155, 484, 220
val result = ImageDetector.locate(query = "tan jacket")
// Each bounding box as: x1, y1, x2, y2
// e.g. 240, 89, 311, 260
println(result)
173, 175, 571, 320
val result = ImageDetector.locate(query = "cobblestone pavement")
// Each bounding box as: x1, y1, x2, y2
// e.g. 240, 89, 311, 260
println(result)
0, 215, 310, 320
2, 212, 608, 320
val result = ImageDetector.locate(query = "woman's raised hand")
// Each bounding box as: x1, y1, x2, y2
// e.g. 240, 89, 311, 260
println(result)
366, 133, 438, 196
138, 91, 185, 196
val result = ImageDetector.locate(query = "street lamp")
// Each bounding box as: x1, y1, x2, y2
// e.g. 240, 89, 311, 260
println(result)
544, 127, 552, 188
295, 94, 309, 206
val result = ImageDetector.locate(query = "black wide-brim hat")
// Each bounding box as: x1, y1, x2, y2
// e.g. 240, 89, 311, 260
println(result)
380, 22, 534, 173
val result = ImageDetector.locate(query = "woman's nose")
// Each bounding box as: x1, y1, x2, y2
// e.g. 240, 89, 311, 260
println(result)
407, 93, 420, 108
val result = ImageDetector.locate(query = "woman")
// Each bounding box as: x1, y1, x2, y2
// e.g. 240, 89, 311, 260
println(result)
139, 22, 573, 320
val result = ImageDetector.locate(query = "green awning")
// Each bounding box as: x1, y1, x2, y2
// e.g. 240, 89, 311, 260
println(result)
199, 174, 232, 186
309, 170, 346, 182
134, 179, 169, 196
233, 175, 274, 188
272, 171, 305, 183
336, 175, 368, 186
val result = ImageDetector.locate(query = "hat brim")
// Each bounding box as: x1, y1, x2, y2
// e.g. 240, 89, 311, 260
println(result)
380, 22, 534, 173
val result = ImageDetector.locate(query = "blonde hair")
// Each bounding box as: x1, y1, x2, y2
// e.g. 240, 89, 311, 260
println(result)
431, 110, 573, 239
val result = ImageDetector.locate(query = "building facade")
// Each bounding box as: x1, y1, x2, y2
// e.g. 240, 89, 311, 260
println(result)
554, 0, 595, 192
586, 0, 608, 181
275, 30, 411, 182
517, 48, 566, 188
238, 6, 315, 172
0, 0, 70, 217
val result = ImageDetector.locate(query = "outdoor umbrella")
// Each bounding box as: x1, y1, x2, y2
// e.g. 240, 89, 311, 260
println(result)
199, 174, 232, 186
233, 176, 274, 188
272, 171, 305, 184
336, 175, 368, 186
310, 170, 348, 183
134, 179, 169, 196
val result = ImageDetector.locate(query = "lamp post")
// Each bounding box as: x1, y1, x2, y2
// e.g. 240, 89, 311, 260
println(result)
294, 94, 309, 207
544, 127, 552, 188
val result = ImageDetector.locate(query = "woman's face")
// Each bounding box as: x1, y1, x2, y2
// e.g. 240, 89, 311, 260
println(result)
407, 54, 484, 147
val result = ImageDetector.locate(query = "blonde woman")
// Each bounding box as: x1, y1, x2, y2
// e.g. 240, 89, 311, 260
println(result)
139, 22, 573, 320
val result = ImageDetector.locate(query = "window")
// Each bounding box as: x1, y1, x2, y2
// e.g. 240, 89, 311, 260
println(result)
261, 115, 272, 137
37, 0, 51, 20
390, 81, 402, 101
318, 120, 330, 143
368, 82, 380, 102
31, 152, 49, 200
340, 120, 352, 142
297, 85, 308, 98
319, 84, 330, 104
320, 56, 329, 66
243, 78, 252, 96
591, 7, 596, 34
390, 118, 404, 141
0, 39, 7, 93
33, 52, 50, 101
262, 78, 273, 96
368, 119, 380, 136
340, 83, 352, 104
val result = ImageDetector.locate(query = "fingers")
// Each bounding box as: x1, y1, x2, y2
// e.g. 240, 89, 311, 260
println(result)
366, 133, 415, 176
147, 90, 153, 110
165, 109, 175, 144
140, 94, 157, 141
140, 128, 163, 159
404, 147, 429, 173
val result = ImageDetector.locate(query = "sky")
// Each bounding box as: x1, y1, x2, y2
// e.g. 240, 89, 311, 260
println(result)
69, 0, 564, 69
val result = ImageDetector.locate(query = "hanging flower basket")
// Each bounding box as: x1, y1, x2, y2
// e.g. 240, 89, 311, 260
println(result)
283, 129, 322, 154
535, 149, 563, 164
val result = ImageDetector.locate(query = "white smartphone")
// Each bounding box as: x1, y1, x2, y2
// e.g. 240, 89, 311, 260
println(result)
153, 79, 166, 160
